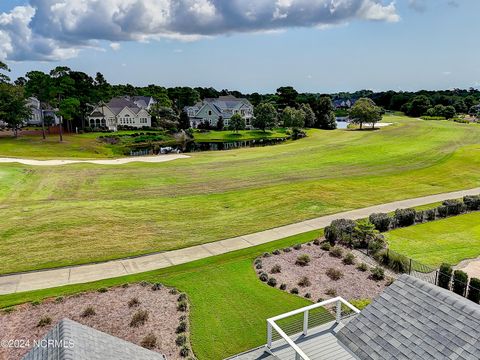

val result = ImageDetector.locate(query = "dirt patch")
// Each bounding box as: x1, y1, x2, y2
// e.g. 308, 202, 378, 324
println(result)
258, 244, 389, 301
0, 284, 187, 360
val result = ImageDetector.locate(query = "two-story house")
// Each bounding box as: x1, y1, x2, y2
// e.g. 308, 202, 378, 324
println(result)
88, 96, 154, 131
185, 95, 254, 129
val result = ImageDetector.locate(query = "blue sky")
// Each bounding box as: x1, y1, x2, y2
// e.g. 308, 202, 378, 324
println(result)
0, 0, 479, 93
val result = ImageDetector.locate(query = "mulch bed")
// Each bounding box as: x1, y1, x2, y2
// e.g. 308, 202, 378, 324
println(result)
0, 283, 188, 360
258, 244, 390, 302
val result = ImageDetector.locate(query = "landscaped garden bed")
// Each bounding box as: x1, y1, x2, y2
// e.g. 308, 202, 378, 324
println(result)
255, 243, 390, 303
0, 283, 192, 360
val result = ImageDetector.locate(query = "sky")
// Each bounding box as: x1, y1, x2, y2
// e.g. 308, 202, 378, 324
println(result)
0, 0, 479, 93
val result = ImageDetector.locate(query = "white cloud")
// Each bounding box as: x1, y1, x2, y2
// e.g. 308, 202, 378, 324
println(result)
0, 0, 400, 61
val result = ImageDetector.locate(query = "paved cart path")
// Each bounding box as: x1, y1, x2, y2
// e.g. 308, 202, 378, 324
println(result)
1, 187, 480, 295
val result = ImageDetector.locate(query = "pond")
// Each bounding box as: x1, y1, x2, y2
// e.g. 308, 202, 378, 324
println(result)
184, 137, 289, 152
336, 118, 350, 129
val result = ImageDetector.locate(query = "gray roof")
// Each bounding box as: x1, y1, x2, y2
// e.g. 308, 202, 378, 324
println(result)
22, 318, 166, 360
106, 97, 142, 115
337, 275, 480, 360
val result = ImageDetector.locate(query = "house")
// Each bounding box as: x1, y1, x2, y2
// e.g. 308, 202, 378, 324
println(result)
24, 97, 61, 126
228, 275, 480, 360
88, 96, 154, 131
184, 95, 254, 129
22, 318, 166, 360
333, 99, 356, 109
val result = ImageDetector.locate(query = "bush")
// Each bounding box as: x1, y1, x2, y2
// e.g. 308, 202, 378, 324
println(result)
128, 297, 140, 308
290, 287, 299, 294
176, 321, 187, 333
326, 268, 344, 281
263, 252, 271, 258
272, 249, 281, 255
293, 244, 302, 250
356, 262, 368, 272
325, 288, 337, 297
343, 253, 355, 265
368, 237, 385, 255
370, 266, 385, 281
270, 264, 281, 274
438, 263, 453, 289
130, 310, 149, 327
329, 246, 343, 258
313, 239, 321, 245
304, 293, 311, 299
467, 278, 480, 304
55, 296, 64, 303
176, 334, 187, 346
320, 242, 331, 251
280, 283, 287, 290
151, 283, 163, 291
169, 288, 179, 295
376, 250, 409, 273
254, 258, 262, 265
97, 287, 108, 293
415, 211, 425, 223
463, 195, 480, 211
259, 272, 269, 282
436, 205, 448, 218
298, 276, 311, 287
37, 316, 52, 327
295, 254, 311, 266
81, 307, 96, 318
442, 199, 465, 216
424, 209, 436, 221
178, 293, 187, 302
267, 277, 277, 287
180, 346, 190, 357
394, 208, 416, 227
349, 298, 371, 310
255, 263, 263, 270
141, 334, 157, 349
452, 270, 468, 296
369, 213, 391, 232
283, 247, 292, 253
177, 301, 188, 312
324, 219, 356, 245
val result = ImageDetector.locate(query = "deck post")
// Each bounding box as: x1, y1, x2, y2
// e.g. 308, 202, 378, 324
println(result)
267, 322, 273, 348
303, 310, 309, 336
336, 300, 342, 323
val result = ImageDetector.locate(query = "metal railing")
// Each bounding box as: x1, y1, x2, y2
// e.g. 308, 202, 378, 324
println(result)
266, 297, 360, 360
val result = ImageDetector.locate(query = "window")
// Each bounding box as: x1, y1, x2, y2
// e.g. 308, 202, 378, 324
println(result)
208, 110, 212, 116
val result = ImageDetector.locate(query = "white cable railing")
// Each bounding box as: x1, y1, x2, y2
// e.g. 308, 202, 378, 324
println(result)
266, 297, 360, 360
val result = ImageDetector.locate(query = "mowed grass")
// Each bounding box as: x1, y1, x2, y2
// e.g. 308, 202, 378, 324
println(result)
0, 231, 321, 360
2, 117, 480, 273
386, 212, 480, 267
193, 128, 289, 142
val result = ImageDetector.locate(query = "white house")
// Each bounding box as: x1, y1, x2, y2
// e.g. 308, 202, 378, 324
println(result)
88, 96, 154, 131
24, 97, 61, 126
185, 95, 254, 129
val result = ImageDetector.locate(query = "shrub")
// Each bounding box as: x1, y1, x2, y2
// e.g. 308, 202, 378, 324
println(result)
176, 334, 187, 346
169, 288, 179, 295
329, 246, 343, 258
369, 213, 391, 232
254, 258, 262, 265
255, 263, 263, 270
352, 220, 378, 248
424, 209, 436, 221
304, 293, 311, 299
283, 247, 292, 253
130, 310, 149, 327
415, 211, 425, 223
141, 334, 157, 349
128, 297, 140, 308
151, 283, 163, 291
290, 287, 299, 294
280, 283, 287, 290
177, 301, 188, 312
259, 272, 269, 282
320, 242, 331, 251
394, 208, 416, 227
263, 252, 271, 258
295, 254, 311, 266
97, 287, 108, 293
368, 237, 386, 255
81, 307, 96, 318
438, 263, 453, 289
467, 278, 480, 304
463, 195, 480, 211
37, 316, 52, 327
325, 288, 337, 297
293, 244, 302, 250
298, 276, 311, 287
313, 239, 321, 245
267, 277, 277, 287
55, 296, 64, 303
343, 253, 355, 265
326, 268, 344, 280
370, 266, 385, 281
176, 321, 187, 333
179, 315, 187, 322
272, 249, 281, 255
270, 264, 281, 274
180, 346, 190, 357
31, 300, 41, 306
349, 298, 371, 310
442, 199, 465, 216
178, 293, 188, 302
436, 205, 448, 218
376, 250, 409, 273
357, 262, 368, 272
452, 270, 468, 296
324, 219, 356, 245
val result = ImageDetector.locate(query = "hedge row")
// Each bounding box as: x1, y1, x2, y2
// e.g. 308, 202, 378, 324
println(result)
437, 264, 480, 304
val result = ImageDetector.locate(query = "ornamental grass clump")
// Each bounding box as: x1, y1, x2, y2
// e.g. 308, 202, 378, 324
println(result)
141, 334, 157, 349
295, 254, 311, 266
326, 268, 344, 281
343, 253, 355, 265
297, 276, 311, 287
329, 246, 343, 258
130, 310, 149, 327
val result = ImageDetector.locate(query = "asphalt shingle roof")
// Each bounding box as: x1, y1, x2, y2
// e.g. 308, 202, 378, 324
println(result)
22, 318, 166, 360
336, 275, 480, 360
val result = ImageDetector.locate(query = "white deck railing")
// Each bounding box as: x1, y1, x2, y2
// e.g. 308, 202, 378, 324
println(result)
266, 297, 360, 360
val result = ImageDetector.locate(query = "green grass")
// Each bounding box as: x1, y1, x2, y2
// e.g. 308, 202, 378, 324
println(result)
193, 128, 289, 142
0, 231, 321, 360
2, 116, 480, 273
386, 212, 480, 267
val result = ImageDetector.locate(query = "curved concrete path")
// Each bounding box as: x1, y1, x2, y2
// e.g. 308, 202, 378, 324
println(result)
0, 154, 189, 166
1, 187, 480, 295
